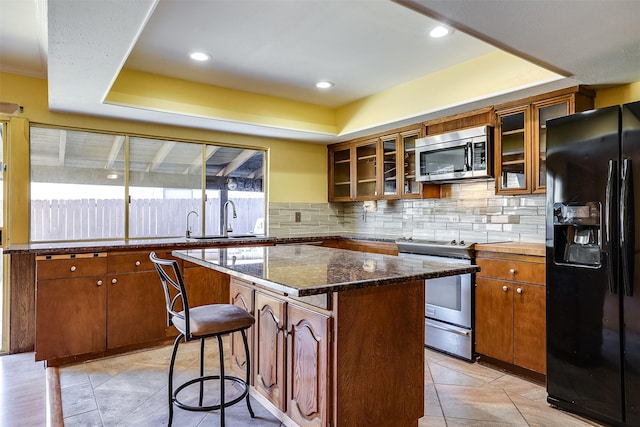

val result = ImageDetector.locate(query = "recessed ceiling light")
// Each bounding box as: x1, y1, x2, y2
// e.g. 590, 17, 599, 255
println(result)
189, 52, 211, 61
316, 81, 334, 89
429, 26, 452, 38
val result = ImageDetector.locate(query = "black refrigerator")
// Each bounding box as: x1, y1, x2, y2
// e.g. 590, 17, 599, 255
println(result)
546, 100, 640, 426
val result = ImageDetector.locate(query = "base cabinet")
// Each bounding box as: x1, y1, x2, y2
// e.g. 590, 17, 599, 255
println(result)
475, 246, 546, 374
254, 291, 288, 411
35, 249, 176, 363
232, 278, 331, 427
287, 303, 330, 427
232, 277, 423, 427
35, 254, 108, 361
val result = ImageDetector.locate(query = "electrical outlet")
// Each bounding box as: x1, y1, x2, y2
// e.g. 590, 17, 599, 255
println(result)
295, 211, 301, 222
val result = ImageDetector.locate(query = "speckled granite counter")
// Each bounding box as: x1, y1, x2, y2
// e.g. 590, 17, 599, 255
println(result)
3, 233, 393, 255
173, 244, 479, 297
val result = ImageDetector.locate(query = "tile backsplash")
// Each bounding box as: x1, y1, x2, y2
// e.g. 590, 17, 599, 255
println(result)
269, 180, 546, 243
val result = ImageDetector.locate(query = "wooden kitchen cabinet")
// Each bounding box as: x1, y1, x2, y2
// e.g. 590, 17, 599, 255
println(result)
355, 138, 380, 200
494, 87, 594, 195
255, 291, 288, 410
35, 249, 180, 363
475, 244, 546, 375
328, 126, 439, 202
287, 302, 330, 427
328, 145, 352, 201
230, 278, 254, 381
35, 254, 108, 361
107, 251, 168, 349
233, 280, 331, 426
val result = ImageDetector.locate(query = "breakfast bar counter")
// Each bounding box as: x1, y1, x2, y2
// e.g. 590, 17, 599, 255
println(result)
173, 244, 479, 427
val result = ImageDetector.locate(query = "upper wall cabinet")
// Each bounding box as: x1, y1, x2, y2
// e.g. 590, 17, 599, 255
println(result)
328, 127, 440, 202
494, 87, 594, 195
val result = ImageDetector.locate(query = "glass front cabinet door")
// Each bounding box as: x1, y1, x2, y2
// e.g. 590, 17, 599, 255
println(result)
400, 129, 422, 198
355, 139, 378, 199
496, 106, 531, 194
532, 97, 572, 193
329, 145, 352, 201
380, 134, 400, 199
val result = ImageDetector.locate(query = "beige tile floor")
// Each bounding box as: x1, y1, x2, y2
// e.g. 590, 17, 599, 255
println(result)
59, 341, 605, 426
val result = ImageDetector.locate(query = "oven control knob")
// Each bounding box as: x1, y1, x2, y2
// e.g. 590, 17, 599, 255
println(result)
459, 240, 465, 245
450, 240, 457, 245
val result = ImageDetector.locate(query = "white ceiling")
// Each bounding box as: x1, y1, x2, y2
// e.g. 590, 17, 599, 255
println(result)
1, 0, 640, 143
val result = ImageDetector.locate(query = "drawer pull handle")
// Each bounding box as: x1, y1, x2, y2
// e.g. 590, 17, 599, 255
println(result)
517, 287, 523, 294
509, 268, 516, 274
97, 280, 103, 286
111, 278, 118, 284
70, 266, 77, 272
135, 260, 141, 266
502, 285, 509, 292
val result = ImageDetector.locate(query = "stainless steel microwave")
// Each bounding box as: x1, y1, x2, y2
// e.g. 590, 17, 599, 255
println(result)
415, 125, 493, 182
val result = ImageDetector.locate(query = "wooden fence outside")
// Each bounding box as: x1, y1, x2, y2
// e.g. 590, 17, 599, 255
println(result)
30, 197, 264, 241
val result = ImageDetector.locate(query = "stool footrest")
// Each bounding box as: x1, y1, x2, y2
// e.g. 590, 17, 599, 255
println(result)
173, 375, 250, 412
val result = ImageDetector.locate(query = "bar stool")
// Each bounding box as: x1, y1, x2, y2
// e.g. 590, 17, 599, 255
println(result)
150, 252, 255, 426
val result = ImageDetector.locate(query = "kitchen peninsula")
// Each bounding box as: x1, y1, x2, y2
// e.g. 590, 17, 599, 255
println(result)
173, 244, 479, 427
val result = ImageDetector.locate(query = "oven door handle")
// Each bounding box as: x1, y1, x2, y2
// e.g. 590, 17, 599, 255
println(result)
426, 319, 471, 336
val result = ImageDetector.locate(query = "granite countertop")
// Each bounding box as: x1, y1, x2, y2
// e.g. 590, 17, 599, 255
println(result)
475, 242, 545, 257
2, 233, 394, 255
172, 244, 480, 297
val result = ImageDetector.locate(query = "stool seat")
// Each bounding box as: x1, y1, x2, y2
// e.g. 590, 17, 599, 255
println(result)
172, 304, 255, 337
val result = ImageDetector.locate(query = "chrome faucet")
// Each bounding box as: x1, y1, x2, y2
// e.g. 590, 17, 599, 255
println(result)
186, 210, 198, 238
223, 200, 237, 237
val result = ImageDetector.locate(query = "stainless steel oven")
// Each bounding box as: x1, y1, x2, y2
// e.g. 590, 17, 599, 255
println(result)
397, 238, 475, 361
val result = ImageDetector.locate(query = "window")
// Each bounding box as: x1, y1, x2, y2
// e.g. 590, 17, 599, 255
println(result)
29, 126, 266, 242
128, 137, 202, 239
30, 127, 126, 241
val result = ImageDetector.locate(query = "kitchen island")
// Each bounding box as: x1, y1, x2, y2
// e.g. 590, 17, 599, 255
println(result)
173, 244, 479, 427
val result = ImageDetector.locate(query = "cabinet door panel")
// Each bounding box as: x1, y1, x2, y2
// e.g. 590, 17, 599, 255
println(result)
287, 304, 330, 427
475, 277, 513, 363
36, 276, 107, 361
255, 292, 287, 410
514, 283, 546, 374
107, 271, 167, 349
230, 280, 254, 381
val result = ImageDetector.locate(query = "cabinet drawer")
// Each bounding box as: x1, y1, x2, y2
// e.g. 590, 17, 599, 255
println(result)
36, 253, 107, 280
476, 258, 545, 285
108, 251, 157, 273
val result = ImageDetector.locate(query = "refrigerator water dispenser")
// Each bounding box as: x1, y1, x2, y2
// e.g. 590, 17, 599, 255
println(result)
553, 202, 602, 266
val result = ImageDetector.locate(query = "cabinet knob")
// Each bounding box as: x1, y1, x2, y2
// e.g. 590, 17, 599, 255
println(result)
111, 278, 118, 284
517, 287, 523, 294
97, 280, 103, 286
502, 285, 509, 292
135, 260, 141, 266
70, 265, 77, 272
509, 268, 516, 274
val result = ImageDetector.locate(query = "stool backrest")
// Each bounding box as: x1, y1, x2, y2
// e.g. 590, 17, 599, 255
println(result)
149, 252, 191, 337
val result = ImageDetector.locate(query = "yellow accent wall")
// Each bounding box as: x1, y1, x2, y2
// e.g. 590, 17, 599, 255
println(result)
335, 50, 562, 135
107, 70, 338, 135
0, 72, 328, 245
595, 81, 640, 108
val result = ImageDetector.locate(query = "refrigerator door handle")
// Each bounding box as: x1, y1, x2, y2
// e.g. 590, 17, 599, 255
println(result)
606, 159, 617, 294
621, 158, 634, 296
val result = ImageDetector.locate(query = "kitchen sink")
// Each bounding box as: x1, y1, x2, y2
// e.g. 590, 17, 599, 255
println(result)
187, 234, 259, 240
